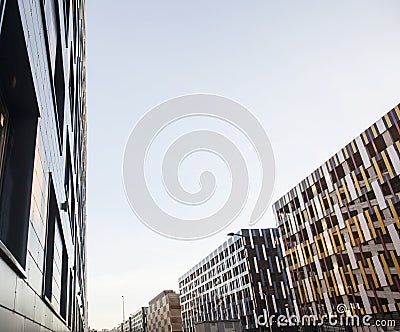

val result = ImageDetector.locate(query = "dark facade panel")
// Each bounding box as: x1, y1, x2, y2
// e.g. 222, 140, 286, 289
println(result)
0, 0, 87, 331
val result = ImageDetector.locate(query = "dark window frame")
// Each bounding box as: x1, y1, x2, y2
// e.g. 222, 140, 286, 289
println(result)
43, 174, 69, 322
0, 0, 39, 277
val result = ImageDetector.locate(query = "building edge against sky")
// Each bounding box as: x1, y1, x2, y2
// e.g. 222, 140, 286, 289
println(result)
101, 101, 400, 332
0, 0, 87, 331
273, 104, 400, 322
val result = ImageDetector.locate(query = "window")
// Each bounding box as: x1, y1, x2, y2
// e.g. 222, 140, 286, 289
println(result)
366, 141, 377, 159
44, 177, 68, 320
44, 0, 65, 148
63, 0, 71, 43
65, 137, 75, 239
352, 151, 363, 169
374, 134, 387, 155
389, 125, 400, 144
54, 37, 65, 144
68, 270, 74, 328
0, 0, 39, 272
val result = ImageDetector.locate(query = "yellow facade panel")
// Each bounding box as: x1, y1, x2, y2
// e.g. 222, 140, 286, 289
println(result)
353, 216, 364, 244
382, 152, 394, 178
336, 226, 345, 251
372, 158, 384, 183
358, 261, 370, 290
384, 114, 392, 127
360, 167, 371, 191
390, 251, 400, 277
329, 270, 339, 296
364, 210, 377, 239
324, 272, 332, 297
351, 172, 362, 196
347, 264, 358, 293
366, 258, 380, 289
380, 254, 393, 286
346, 220, 356, 247
388, 199, 400, 229
374, 206, 387, 235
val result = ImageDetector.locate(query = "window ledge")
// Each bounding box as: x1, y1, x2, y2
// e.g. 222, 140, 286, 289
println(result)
0, 240, 27, 279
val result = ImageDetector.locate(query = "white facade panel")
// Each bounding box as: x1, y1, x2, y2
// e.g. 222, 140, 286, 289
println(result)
387, 145, 400, 174
355, 136, 371, 168
371, 180, 387, 209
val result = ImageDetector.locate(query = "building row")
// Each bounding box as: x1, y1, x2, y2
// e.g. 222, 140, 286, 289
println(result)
178, 104, 400, 331
118, 291, 182, 332
113, 105, 400, 332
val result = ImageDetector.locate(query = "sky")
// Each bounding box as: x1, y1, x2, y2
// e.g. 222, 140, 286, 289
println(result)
86, 1, 400, 329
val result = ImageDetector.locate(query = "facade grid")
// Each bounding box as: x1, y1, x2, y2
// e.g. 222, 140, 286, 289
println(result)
179, 229, 293, 332
131, 307, 148, 332
273, 104, 400, 325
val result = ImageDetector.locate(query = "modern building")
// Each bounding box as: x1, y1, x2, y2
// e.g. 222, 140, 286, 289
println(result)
131, 307, 148, 332
179, 229, 293, 332
0, 0, 87, 331
148, 290, 183, 332
273, 105, 400, 324
194, 319, 242, 332
120, 307, 148, 332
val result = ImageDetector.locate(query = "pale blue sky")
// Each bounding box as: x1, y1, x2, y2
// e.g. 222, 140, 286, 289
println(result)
86, 1, 400, 329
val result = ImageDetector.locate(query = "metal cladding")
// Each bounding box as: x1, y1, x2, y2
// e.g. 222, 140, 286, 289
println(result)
0, 0, 87, 331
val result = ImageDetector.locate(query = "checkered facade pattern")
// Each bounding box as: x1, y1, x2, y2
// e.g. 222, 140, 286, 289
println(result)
148, 290, 182, 332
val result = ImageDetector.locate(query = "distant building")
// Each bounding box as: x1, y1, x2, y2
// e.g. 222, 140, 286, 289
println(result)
179, 229, 293, 332
194, 320, 242, 332
119, 306, 148, 332
131, 307, 148, 332
122, 319, 130, 332
148, 290, 183, 332
273, 104, 400, 323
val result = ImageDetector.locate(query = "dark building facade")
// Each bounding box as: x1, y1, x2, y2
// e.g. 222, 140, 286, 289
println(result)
179, 229, 293, 332
0, 0, 87, 331
273, 105, 400, 326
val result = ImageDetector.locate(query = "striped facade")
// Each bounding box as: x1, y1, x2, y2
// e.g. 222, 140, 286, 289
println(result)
178, 229, 293, 332
273, 105, 400, 324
